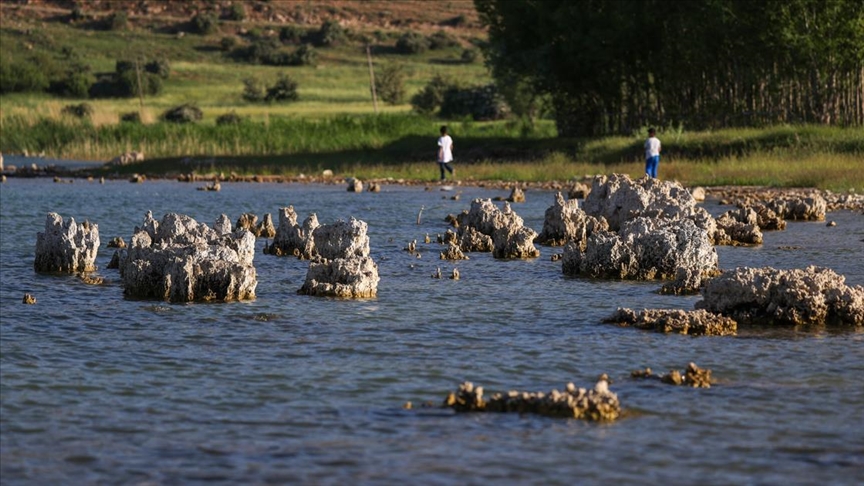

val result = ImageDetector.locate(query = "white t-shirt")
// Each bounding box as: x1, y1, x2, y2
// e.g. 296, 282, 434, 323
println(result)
438, 135, 453, 163
645, 136, 661, 158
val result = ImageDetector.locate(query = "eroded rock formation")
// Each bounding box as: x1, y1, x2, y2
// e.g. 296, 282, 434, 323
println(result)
455, 199, 539, 259
264, 206, 319, 258
631, 362, 713, 388
536, 192, 609, 246
34, 213, 100, 273
696, 266, 864, 326
119, 211, 257, 302
298, 218, 380, 298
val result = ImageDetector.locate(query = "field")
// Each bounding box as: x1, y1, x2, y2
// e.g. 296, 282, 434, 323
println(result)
1, 0, 862, 191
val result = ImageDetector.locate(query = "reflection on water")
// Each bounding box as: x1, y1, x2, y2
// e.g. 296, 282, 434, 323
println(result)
1, 179, 863, 484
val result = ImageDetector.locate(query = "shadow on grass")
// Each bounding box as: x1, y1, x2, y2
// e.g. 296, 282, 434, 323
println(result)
96, 135, 644, 177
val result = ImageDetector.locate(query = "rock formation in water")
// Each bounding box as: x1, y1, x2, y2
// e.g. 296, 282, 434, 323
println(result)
34, 212, 100, 273
443, 377, 620, 421
347, 177, 363, 192
440, 242, 469, 260
631, 362, 713, 388
603, 308, 737, 336
264, 206, 319, 259
536, 192, 609, 246
714, 207, 763, 245
562, 217, 719, 280
298, 218, 380, 298
118, 211, 257, 302
455, 199, 539, 259
506, 186, 525, 203
696, 266, 864, 326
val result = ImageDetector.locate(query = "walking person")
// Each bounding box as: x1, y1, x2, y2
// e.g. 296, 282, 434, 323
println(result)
437, 125, 455, 182
644, 128, 661, 178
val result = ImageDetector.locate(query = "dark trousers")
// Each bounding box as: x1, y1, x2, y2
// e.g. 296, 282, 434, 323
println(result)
438, 162, 454, 180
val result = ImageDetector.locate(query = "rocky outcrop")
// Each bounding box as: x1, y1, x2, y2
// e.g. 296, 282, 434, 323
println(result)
264, 206, 319, 258
456, 199, 539, 259
34, 213, 100, 273
298, 218, 379, 298
457, 226, 493, 253
119, 212, 257, 302
506, 186, 525, 202
660, 267, 704, 295
440, 242, 469, 260
444, 377, 620, 421
603, 308, 737, 336
696, 266, 864, 326
567, 181, 590, 199
562, 217, 719, 280
347, 177, 363, 192
536, 192, 609, 246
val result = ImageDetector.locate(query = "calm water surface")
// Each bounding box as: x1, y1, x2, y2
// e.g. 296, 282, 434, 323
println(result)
1, 179, 863, 484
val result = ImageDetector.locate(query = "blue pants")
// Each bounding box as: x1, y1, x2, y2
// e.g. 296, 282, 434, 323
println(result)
439, 162, 454, 180
645, 155, 660, 178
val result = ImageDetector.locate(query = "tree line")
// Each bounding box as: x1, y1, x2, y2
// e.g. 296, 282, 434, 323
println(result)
475, 0, 864, 136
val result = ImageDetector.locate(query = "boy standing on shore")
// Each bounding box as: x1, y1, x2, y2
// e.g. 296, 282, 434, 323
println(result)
644, 128, 661, 178
437, 125, 455, 181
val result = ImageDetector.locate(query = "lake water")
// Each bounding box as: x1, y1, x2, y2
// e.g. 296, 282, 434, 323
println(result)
1, 178, 862, 484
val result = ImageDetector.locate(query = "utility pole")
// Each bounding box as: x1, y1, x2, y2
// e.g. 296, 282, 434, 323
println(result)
134, 56, 145, 111
366, 45, 378, 114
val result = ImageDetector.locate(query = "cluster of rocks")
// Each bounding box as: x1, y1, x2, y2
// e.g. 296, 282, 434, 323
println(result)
443, 377, 620, 421
34, 213, 100, 273
696, 266, 864, 326
116, 212, 258, 302
631, 362, 713, 388
298, 218, 380, 298
107, 151, 145, 166
449, 199, 540, 259
708, 186, 861, 213
603, 308, 737, 336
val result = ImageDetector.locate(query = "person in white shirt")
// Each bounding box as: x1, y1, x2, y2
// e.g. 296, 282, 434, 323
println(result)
644, 127, 661, 178
437, 125, 455, 181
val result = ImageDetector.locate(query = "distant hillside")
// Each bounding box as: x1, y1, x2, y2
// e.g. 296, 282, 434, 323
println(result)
1, 0, 484, 37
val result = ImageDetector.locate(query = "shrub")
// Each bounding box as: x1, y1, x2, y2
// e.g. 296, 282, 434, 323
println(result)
410, 74, 455, 114
225, 3, 246, 21
440, 84, 509, 121
115, 59, 136, 74
375, 64, 406, 105
145, 59, 170, 79
291, 43, 317, 66
220, 36, 238, 51
69, 6, 86, 22
314, 20, 347, 47
265, 73, 299, 102
461, 48, 479, 63
192, 12, 219, 35
120, 112, 142, 123
442, 14, 468, 27
216, 111, 246, 125
105, 12, 128, 31
61, 103, 94, 119
395, 32, 430, 55
162, 104, 203, 123
429, 30, 460, 50
236, 37, 283, 64
0, 60, 50, 94
242, 77, 266, 102
279, 25, 305, 44
49, 71, 94, 98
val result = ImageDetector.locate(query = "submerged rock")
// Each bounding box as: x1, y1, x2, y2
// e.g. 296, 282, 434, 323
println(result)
696, 266, 864, 326
443, 378, 620, 421
298, 218, 380, 298
632, 363, 713, 388
119, 212, 257, 303
264, 206, 319, 259
536, 192, 609, 246
604, 308, 737, 336
34, 213, 100, 273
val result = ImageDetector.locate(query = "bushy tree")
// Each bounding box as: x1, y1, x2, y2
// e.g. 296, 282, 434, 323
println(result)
242, 77, 266, 102
192, 12, 219, 35
429, 30, 460, 50
410, 74, 456, 114
314, 20, 347, 47
162, 103, 203, 123
375, 64, 406, 105
265, 73, 299, 102
279, 25, 306, 44
0, 59, 49, 94
395, 32, 430, 54
225, 3, 246, 21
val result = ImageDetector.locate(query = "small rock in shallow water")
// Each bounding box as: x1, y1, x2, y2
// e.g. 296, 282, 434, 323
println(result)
22, 293, 36, 304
